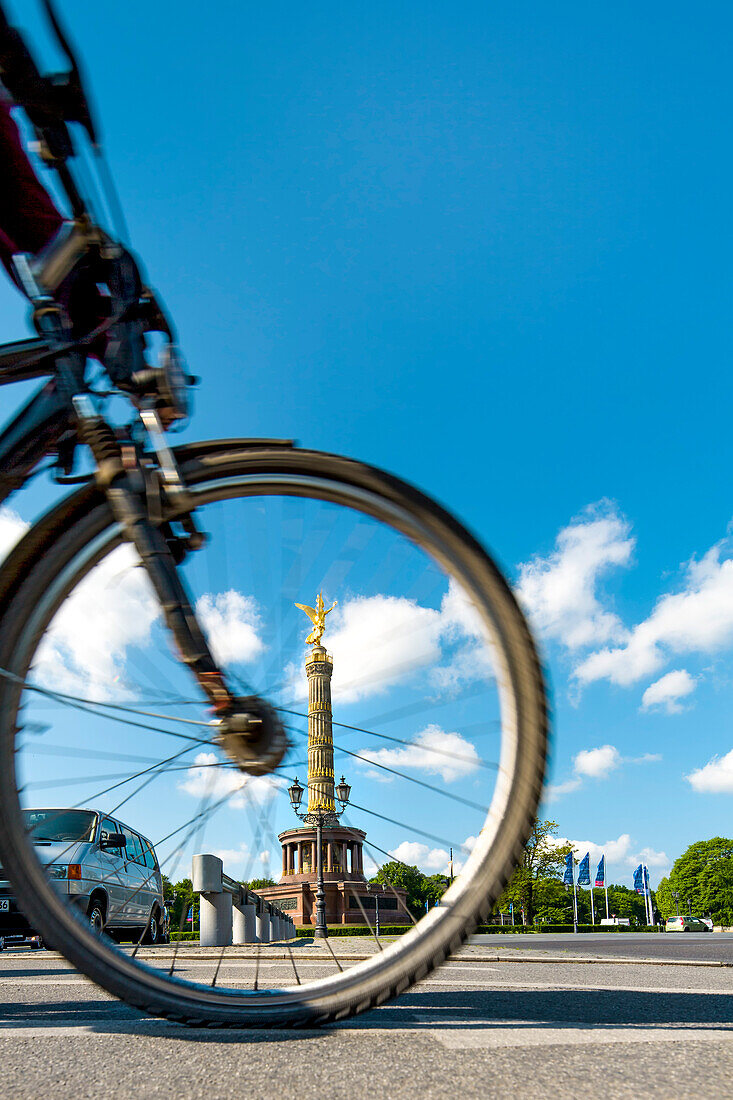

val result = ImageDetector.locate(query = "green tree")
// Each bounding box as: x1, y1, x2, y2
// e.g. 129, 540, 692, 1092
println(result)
168, 877, 196, 931
423, 874, 450, 908
533, 878, 574, 924
372, 862, 427, 916
666, 837, 733, 925
245, 878, 276, 891
497, 819, 573, 925
655, 876, 675, 920
605, 884, 651, 925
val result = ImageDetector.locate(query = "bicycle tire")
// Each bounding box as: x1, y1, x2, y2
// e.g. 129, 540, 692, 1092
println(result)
0, 441, 549, 1027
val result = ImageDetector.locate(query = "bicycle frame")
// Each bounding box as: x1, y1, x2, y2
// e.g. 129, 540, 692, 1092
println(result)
0, 344, 78, 504
0, 2, 289, 773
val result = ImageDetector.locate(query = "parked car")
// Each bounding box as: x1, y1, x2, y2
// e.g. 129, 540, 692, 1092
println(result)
665, 915, 711, 932
0, 808, 166, 946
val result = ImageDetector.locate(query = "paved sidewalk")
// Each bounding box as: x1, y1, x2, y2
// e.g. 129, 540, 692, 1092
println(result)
0, 945, 731, 1098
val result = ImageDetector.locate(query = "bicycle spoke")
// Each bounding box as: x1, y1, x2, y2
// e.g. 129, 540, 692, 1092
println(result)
0, 448, 547, 1027
278, 710, 498, 771
285, 942, 301, 985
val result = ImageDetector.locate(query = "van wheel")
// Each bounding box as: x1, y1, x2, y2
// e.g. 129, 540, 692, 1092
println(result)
141, 911, 160, 946
87, 901, 105, 936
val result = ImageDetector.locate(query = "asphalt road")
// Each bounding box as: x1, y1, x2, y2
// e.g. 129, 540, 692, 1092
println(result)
469, 931, 733, 963
0, 940, 731, 1099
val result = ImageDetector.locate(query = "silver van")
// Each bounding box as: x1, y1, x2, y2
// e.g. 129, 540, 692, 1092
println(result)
0, 808, 166, 946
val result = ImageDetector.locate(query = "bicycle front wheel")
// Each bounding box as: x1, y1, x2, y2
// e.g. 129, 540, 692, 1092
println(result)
0, 442, 549, 1027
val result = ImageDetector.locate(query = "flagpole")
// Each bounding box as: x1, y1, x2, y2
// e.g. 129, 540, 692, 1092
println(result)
589, 880, 595, 927
573, 864, 578, 934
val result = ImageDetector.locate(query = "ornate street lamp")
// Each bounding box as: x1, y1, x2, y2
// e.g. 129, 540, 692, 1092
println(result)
289, 775, 351, 939
335, 776, 351, 807
366, 881, 386, 939
288, 777, 304, 811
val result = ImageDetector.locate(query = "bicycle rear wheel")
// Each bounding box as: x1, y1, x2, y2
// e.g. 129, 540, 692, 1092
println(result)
0, 442, 549, 1027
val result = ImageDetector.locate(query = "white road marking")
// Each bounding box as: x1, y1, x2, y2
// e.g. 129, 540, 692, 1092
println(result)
0, 972, 730, 995
417, 1021, 733, 1050
0, 1020, 731, 1047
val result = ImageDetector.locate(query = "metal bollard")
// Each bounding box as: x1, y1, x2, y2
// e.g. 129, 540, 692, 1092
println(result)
193, 855, 233, 947
232, 901, 256, 945
256, 907, 271, 944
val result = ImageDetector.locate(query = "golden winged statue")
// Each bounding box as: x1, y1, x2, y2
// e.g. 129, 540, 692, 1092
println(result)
295, 592, 337, 647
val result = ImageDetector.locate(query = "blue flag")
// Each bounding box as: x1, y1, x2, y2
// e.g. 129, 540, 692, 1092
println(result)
563, 851, 574, 885
187, 906, 193, 922
644, 866, 651, 892
577, 852, 591, 885
595, 855, 605, 887
633, 864, 644, 893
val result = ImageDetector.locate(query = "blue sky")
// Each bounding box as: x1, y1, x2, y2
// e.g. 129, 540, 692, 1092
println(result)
2, 1, 733, 888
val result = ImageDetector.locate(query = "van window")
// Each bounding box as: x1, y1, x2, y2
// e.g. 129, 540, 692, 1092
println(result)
24, 809, 97, 843
141, 840, 158, 870
134, 835, 151, 868
123, 829, 144, 864
100, 818, 124, 852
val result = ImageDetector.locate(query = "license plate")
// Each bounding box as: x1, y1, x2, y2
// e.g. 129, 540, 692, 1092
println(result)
0, 900, 9, 912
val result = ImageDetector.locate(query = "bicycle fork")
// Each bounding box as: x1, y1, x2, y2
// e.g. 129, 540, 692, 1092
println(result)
73, 396, 288, 777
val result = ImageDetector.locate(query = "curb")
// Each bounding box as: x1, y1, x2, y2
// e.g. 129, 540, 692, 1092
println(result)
24, 949, 733, 969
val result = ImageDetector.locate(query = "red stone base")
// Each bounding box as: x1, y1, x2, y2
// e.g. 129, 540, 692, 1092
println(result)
254, 877, 411, 927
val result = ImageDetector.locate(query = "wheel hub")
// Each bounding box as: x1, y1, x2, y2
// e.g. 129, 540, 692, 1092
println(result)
213, 696, 289, 777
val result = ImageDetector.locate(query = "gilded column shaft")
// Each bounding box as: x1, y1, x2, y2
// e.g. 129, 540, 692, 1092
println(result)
306, 646, 335, 813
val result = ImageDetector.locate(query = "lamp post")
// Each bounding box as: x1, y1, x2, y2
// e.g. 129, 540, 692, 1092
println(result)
367, 881, 385, 938
288, 775, 351, 940
672, 890, 680, 916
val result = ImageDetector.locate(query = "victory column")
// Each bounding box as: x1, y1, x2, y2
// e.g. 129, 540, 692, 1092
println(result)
254, 593, 409, 934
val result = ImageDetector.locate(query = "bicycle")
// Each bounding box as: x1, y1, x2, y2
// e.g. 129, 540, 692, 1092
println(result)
0, 2, 549, 1027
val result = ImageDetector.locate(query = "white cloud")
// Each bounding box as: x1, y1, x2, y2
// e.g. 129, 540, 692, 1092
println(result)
544, 776, 582, 799
575, 542, 733, 689
636, 846, 670, 869
363, 853, 379, 878
32, 544, 160, 700
358, 723, 480, 784
178, 751, 283, 808
517, 504, 634, 650
686, 748, 733, 794
390, 841, 451, 873
0, 506, 28, 562
327, 595, 444, 703
573, 744, 622, 779
546, 743, 659, 801
389, 832, 476, 876
27, 556, 262, 700
196, 590, 264, 667
212, 843, 251, 868
553, 832, 670, 884
212, 844, 272, 874
286, 581, 494, 706
641, 669, 696, 714
552, 832, 633, 866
